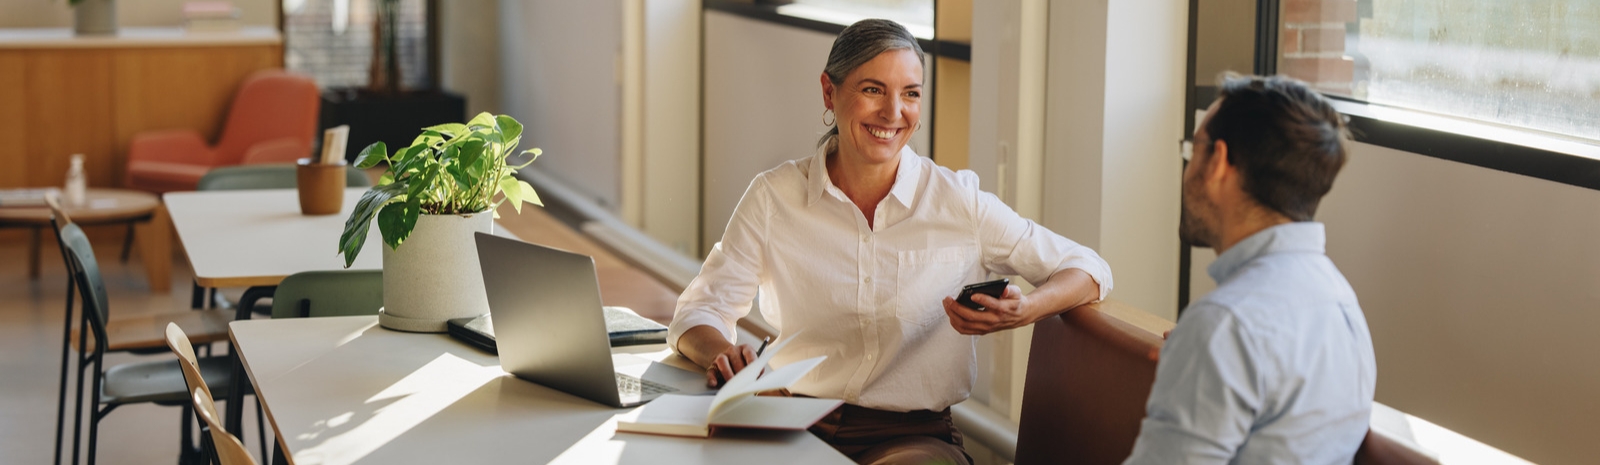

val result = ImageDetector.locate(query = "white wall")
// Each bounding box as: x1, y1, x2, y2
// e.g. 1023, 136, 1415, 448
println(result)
1319, 142, 1600, 464
1044, 0, 1187, 321
440, 0, 502, 116
0, 0, 276, 28
699, 11, 931, 253
498, 0, 623, 211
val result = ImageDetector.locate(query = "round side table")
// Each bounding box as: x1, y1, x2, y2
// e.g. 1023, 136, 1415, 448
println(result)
0, 188, 171, 293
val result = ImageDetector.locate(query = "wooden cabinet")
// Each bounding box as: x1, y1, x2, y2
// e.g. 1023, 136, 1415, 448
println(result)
0, 27, 283, 191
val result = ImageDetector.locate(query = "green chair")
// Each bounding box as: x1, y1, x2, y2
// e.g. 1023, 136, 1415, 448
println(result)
196, 163, 371, 191
270, 270, 385, 319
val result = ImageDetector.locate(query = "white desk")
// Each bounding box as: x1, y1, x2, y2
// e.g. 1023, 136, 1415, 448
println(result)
231, 316, 852, 465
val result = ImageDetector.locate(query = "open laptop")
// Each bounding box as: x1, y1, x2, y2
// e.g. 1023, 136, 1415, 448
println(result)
474, 232, 713, 408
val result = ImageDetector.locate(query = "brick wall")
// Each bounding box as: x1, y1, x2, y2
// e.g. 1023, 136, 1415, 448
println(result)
1279, 0, 1356, 94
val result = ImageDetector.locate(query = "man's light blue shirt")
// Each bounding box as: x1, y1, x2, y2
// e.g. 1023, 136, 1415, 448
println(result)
1125, 222, 1376, 464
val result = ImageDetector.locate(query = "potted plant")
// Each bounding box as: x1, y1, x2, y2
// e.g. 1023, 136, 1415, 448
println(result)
338, 112, 543, 332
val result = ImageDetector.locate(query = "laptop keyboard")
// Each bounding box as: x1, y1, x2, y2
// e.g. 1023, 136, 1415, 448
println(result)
616, 373, 676, 397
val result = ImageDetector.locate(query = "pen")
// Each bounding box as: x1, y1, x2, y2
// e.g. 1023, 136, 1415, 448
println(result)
756, 336, 772, 357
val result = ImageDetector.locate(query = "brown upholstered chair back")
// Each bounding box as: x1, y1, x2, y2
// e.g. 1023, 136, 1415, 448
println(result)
1015, 301, 1442, 465
1356, 428, 1442, 465
1015, 302, 1168, 465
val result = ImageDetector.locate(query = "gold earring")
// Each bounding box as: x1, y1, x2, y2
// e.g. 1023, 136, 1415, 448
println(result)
822, 109, 835, 126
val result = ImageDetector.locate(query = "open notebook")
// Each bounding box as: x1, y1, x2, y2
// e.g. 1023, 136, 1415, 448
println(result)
615, 332, 842, 438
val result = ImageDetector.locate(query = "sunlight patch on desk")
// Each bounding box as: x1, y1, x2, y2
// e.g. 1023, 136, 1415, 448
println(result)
293, 352, 498, 465
547, 418, 629, 465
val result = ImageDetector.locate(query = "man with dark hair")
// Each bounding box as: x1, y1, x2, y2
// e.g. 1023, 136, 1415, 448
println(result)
1124, 74, 1376, 464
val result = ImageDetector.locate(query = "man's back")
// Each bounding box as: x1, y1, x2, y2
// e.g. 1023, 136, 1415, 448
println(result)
1125, 222, 1376, 464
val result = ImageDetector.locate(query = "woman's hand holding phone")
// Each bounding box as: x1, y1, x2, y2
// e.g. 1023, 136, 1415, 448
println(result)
943, 281, 1030, 336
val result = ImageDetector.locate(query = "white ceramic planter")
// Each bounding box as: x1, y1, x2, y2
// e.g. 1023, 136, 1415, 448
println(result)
377, 210, 494, 332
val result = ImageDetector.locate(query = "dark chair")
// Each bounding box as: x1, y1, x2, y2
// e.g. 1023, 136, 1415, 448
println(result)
50, 201, 239, 465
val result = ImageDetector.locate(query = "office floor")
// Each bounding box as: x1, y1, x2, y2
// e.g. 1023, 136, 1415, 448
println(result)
0, 234, 270, 464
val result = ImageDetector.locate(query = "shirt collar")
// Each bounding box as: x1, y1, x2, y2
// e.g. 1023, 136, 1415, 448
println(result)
1207, 222, 1327, 283
805, 145, 921, 208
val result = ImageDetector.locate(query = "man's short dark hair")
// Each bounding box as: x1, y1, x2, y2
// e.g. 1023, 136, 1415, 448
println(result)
1204, 74, 1350, 221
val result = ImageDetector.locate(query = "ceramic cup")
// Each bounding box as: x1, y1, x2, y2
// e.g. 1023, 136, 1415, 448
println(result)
296, 158, 347, 215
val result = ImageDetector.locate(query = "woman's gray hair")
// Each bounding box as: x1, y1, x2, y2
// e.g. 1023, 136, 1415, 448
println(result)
818, 19, 925, 150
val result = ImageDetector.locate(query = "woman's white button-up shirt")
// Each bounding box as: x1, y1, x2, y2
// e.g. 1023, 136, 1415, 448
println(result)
668, 146, 1113, 412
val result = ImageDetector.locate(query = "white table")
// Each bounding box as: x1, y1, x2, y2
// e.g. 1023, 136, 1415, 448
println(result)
165, 188, 383, 290
166, 188, 390, 436
231, 316, 852, 465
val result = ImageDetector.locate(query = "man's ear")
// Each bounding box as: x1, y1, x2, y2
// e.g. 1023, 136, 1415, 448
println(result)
820, 73, 835, 110
1203, 139, 1234, 193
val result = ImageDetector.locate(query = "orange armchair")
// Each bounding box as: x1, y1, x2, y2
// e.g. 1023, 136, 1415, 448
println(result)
124, 70, 320, 193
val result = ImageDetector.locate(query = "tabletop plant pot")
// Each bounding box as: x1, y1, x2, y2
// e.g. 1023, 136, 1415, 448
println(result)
338, 112, 544, 332
377, 210, 493, 331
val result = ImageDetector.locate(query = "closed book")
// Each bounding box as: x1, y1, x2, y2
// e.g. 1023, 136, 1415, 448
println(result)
447, 306, 668, 353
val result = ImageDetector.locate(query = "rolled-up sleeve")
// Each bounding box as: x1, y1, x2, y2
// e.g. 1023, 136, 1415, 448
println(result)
1124, 304, 1260, 465
969, 177, 1113, 300
667, 175, 770, 350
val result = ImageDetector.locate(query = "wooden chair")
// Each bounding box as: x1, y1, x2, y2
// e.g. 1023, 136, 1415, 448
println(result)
194, 389, 260, 465
50, 199, 240, 465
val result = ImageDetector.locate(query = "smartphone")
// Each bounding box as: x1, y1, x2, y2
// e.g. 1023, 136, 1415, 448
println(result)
955, 278, 1010, 311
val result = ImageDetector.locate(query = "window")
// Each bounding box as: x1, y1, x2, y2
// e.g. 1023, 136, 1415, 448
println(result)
1276, 0, 1600, 142
282, 0, 433, 90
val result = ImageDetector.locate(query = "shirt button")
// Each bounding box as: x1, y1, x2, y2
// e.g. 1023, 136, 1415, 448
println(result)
864, 277, 873, 284
866, 354, 874, 361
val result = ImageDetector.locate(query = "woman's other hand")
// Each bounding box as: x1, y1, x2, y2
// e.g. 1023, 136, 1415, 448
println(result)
942, 284, 1031, 335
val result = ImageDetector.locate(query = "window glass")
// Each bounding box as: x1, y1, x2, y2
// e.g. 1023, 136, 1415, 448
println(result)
282, 0, 432, 90
1277, 0, 1599, 142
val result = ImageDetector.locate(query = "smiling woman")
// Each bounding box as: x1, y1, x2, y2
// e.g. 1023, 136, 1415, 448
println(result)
666, 18, 1113, 465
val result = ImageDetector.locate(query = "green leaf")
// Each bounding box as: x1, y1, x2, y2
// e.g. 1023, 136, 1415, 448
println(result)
422, 123, 468, 138
338, 182, 408, 268
499, 175, 522, 213
495, 115, 523, 142
408, 164, 442, 205
377, 196, 420, 250
518, 179, 542, 207
354, 142, 388, 169
467, 112, 497, 130
412, 130, 444, 147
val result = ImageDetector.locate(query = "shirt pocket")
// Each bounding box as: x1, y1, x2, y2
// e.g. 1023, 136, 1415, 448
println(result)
895, 246, 975, 327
